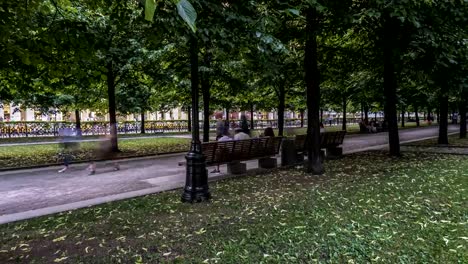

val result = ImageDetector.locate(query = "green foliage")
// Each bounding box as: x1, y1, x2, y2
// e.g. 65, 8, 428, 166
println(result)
145, 0, 197, 32
1, 0, 467, 154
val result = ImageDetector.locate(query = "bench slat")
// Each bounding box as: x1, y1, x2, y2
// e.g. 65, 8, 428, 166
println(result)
295, 131, 346, 151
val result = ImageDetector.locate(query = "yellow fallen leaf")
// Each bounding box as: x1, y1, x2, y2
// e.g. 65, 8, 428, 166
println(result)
52, 236, 67, 243
54, 257, 68, 262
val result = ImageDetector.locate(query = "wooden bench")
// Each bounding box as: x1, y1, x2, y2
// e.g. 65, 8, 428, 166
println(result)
202, 137, 283, 174
294, 131, 346, 159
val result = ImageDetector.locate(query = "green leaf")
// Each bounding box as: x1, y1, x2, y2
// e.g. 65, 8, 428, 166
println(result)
145, 0, 156, 22
287, 9, 300, 16
175, 0, 197, 32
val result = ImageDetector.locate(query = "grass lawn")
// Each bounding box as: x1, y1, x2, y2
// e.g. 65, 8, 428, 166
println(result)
0, 137, 190, 169
0, 151, 466, 263
0, 132, 190, 145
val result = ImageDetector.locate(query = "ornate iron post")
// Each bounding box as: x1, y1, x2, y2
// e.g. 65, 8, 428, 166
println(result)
182, 34, 210, 203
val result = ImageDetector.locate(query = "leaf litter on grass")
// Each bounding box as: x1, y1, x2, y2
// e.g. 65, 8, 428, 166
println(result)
0, 151, 467, 263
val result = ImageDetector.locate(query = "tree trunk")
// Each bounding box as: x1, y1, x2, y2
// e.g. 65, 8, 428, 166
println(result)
225, 107, 230, 124
202, 52, 211, 142
383, 15, 400, 156
460, 97, 467, 139
401, 109, 405, 128
342, 95, 347, 131
140, 111, 145, 134
304, 7, 323, 175
427, 106, 432, 122
436, 108, 440, 123
360, 104, 364, 120
250, 103, 254, 130
364, 104, 369, 124
300, 109, 305, 128
106, 62, 119, 152
415, 106, 420, 127
75, 109, 82, 136
438, 95, 449, 144
278, 85, 285, 136
187, 106, 192, 132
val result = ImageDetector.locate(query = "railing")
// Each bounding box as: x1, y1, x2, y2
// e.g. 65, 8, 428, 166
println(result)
0, 119, 309, 138
323, 117, 385, 126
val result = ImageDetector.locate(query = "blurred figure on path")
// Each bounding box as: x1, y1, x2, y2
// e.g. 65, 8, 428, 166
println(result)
87, 134, 120, 175
216, 117, 225, 140
58, 127, 78, 173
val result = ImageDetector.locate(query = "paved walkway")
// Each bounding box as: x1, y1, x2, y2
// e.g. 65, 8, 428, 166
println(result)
0, 125, 460, 224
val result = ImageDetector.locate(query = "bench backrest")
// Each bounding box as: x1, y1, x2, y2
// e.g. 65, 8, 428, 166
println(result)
294, 134, 307, 152
202, 137, 283, 165
321, 130, 346, 147
295, 131, 346, 151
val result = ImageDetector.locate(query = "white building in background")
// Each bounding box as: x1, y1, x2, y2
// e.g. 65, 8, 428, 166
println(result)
0, 100, 304, 123
0, 102, 64, 122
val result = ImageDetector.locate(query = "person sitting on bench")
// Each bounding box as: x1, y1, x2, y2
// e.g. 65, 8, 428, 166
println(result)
263, 127, 275, 137
211, 130, 232, 173
234, 128, 250, 140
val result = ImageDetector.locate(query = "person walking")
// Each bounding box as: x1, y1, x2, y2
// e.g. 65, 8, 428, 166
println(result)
58, 127, 77, 173
87, 134, 120, 175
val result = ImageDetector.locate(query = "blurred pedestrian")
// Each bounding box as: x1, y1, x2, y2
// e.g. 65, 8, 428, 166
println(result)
58, 127, 78, 173
87, 134, 120, 175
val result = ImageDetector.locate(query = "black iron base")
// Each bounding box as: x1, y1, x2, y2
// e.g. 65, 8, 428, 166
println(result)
181, 151, 210, 203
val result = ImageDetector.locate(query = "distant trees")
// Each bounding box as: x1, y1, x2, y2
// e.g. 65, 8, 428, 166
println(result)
1, 0, 467, 167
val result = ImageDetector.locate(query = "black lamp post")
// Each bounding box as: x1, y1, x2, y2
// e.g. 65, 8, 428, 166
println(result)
182, 34, 211, 203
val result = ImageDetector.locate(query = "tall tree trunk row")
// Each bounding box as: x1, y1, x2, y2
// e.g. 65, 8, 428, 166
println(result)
250, 103, 255, 130
75, 109, 82, 136
383, 15, 400, 156
401, 109, 405, 128
415, 105, 420, 127
187, 106, 192, 132
438, 95, 449, 144
304, 7, 324, 175
140, 111, 145, 134
107, 61, 119, 152
342, 95, 347, 131
278, 86, 285, 137
460, 97, 467, 139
